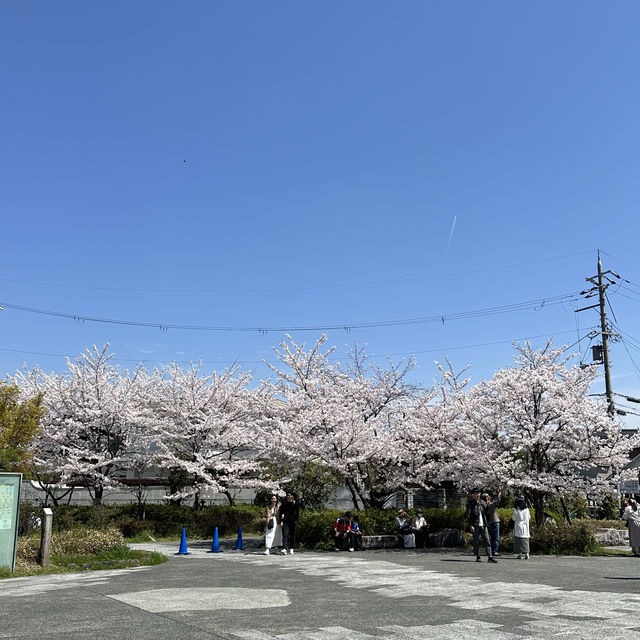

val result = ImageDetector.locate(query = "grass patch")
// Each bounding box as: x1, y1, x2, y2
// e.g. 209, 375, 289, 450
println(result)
0, 546, 166, 580
591, 545, 633, 557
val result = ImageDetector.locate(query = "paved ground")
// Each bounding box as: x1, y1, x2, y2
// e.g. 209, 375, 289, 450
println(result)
1, 540, 639, 639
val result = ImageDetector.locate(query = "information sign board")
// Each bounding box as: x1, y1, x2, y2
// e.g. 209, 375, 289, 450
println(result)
0, 473, 22, 571
620, 479, 640, 494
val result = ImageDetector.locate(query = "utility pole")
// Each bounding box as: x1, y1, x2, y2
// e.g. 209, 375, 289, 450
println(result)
576, 251, 620, 416
596, 252, 614, 416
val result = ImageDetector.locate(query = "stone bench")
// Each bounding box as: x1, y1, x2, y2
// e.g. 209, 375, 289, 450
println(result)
428, 528, 465, 547
595, 528, 628, 545
361, 528, 465, 549
362, 535, 397, 548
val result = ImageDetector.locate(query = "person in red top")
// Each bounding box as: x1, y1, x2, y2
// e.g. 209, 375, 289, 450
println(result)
333, 512, 354, 552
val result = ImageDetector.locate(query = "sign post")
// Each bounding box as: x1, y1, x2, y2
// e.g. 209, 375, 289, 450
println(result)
0, 472, 22, 572
620, 479, 640, 495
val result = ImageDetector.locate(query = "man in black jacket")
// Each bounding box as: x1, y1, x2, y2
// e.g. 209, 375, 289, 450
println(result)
279, 491, 299, 555
465, 488, 497, 563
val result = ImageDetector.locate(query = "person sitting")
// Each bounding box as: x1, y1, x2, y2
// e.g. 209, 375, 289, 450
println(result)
333, 512, 354, 551
410, 509, 429, 548
395, 509, 415, 548
351, 515, 364, 551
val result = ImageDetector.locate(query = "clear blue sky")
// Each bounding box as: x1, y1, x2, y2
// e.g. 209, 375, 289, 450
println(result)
1, 2, 639, 424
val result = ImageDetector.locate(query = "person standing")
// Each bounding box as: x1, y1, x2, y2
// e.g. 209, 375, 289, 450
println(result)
466, 488, 497, 563
622, 498, 640, 556
483, 492, 501, 557
279, 491, 299, 555
264, 494, 282, 555
512, 496, 531, 559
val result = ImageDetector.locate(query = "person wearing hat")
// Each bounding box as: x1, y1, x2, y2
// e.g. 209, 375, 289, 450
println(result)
465, 488, 497, 563
410, 509, 429, 548
395, 509, 415, 548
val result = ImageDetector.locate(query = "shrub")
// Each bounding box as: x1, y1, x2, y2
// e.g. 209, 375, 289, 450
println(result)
531, 522, 597, 554
352, 509, 397, 536
419, 508, 466, 530
295, 507, 469, 548
18, 502, 41, 536
296, 509, 342, 548
572, 518, 626, 531
17, 527, 124, 562
546, 494, 589, 522
598, 494, 620, 520
44, 503, 266, 539
253, 488, 273, 508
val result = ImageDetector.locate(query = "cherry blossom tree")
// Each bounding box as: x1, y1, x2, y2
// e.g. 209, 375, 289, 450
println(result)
265, 335, 418, 509
398, 360, 468, 491
14, 345, 154, 506
150, 362, 262, 507
441, 342, 639, 525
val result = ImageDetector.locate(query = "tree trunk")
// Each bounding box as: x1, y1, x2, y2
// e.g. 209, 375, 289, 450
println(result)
532, 491, 546, 527
559, 495, 573, 525
345, 478, 362, 510
224, 490, 235, 506
367, 486, 387, 510
354, 483, 370, 510
92, 485, 104, 507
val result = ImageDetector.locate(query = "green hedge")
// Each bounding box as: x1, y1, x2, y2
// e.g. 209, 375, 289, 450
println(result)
296, 508, 468, 548
531, 522, 598, 554
18, 503, 614, 554
27, 503, 265, 539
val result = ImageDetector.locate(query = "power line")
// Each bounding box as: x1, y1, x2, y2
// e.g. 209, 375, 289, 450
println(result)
600, 250, 640, 279
620, 280, 640, 294
0, 291, 582, 334
0, 250, 596, 295
615, 287, 640, 304
613, 326, 640, 353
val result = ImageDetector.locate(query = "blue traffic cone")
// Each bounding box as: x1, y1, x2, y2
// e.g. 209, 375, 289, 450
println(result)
207, 526, 222, 553
234, 526, 245, 550
175, 528, 191, 555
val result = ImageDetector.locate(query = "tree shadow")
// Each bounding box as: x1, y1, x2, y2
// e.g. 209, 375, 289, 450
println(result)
604, 576, 640, 580
439, 558, 482, 563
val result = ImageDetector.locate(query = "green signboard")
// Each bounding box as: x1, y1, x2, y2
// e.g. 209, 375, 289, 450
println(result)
0, 473, 22, 571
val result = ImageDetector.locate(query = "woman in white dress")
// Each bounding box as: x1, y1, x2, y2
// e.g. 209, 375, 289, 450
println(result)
512, 496, 531, 559
264, 494, 282, 555
622, 498, 640, 556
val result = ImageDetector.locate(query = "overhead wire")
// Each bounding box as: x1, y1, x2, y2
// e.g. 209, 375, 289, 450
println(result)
600, 250, 640, 279
0, 291, 583, 334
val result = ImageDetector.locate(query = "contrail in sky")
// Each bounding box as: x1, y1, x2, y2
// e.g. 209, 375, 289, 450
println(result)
446, 214, 457, 255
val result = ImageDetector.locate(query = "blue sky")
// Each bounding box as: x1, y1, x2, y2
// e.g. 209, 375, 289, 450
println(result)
1, 2, 639, 424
